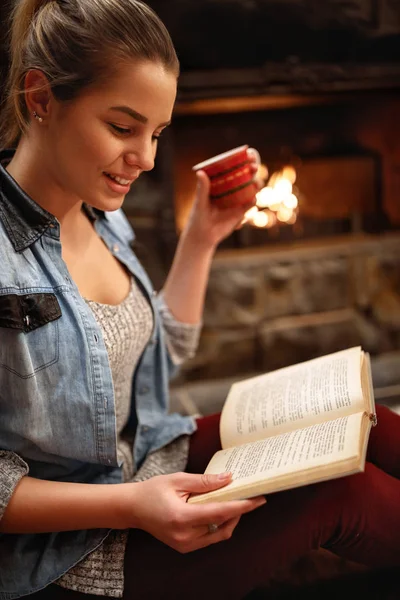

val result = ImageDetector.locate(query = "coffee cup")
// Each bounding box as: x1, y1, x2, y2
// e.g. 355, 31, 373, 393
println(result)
192, 145, 258, 208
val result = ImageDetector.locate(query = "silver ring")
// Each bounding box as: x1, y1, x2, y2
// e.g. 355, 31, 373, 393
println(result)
208, 523, 218, 534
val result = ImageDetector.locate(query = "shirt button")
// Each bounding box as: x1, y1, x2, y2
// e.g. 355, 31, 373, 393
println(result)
140, 386, 150, 394
142, 426, 149, 433
113, 244, 120, 253
151, 290, 157, 297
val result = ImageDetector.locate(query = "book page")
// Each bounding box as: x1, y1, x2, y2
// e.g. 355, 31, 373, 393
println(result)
190, 412, 364, 503
361, 353, 376, 417
221, 347, 364, 449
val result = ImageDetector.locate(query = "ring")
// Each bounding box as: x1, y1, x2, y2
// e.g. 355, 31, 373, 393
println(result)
208, 523, 218, 534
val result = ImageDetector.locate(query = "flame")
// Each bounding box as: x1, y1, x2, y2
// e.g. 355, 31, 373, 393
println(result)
277, 206, 293, 223
265, 211, 277, 228
244, 164, 299, 229
243, 206, 259, 224
282, 166, 296, 184
283, 193, 298, 210
267, 172, 279, 187
256, 187, 276, 208
252, 211, 269, 228
274, 178, 292, 196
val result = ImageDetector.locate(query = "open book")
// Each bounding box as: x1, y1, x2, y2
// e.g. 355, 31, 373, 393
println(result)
188, 347, 376, 504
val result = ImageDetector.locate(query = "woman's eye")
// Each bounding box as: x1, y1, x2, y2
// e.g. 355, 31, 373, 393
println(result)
110, 124, 131, 135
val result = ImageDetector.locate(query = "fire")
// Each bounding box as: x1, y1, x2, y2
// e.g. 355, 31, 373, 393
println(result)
253, 211, 269, 228
283, 194, 298, 210
282, 166, 296, 184
246, 164, 299, 229
243, 206, 259, 222
255, 187, 276, 208
277, 206, 293, 223
274, 178, 292, 197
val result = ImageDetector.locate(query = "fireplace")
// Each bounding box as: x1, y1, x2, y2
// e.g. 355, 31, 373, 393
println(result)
139, 0, 400, 245
171, 90, 398, 249
123, 27, 399, 410
124, 85, 400, 410
115, 1, 398, 403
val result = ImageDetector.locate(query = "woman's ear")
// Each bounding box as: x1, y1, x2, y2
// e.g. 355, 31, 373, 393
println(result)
24, 69, 53, 122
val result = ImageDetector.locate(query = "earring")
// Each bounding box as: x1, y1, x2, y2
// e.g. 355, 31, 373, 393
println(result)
33, 111, 43, 123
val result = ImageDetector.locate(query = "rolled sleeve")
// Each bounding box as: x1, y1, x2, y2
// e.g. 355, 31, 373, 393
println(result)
156, 292, 202, 366
0, 451, 29, 520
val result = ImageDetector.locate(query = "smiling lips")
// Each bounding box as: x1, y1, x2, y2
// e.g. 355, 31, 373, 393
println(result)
104, 172, 136, 185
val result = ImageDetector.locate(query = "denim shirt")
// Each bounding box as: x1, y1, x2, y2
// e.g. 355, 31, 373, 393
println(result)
0, 150, 196, 599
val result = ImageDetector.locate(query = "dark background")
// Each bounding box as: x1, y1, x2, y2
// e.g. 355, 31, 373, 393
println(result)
1, 1, 400, 102
149, 0, 400, 70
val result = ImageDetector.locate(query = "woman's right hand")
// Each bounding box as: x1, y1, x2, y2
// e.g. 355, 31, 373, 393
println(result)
118, 472, 266, 553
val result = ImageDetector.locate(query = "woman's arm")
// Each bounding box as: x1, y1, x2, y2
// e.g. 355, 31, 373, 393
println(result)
0, 475, 124, 533
1, 472, 266, 555
161, 220, 216, 325
162, 151, 261, 324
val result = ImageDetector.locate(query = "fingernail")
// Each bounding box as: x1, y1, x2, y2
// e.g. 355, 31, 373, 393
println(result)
217, 472, 231, 480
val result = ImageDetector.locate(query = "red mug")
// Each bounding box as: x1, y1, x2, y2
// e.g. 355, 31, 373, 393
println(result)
192, 145, 258, 208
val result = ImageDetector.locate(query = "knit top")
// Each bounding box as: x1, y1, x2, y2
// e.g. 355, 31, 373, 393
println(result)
0, 277, 200, 598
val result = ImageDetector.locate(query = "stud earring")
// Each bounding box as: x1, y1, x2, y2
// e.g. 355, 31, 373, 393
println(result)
33, 111, 43, 123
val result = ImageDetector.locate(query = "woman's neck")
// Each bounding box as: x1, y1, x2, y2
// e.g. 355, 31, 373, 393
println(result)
6, 138, 84, 232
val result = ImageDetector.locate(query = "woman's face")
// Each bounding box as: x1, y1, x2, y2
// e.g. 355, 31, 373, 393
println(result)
45, 60, 177, 211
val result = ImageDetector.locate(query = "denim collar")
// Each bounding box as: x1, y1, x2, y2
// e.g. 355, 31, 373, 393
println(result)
0, 148, 106, 252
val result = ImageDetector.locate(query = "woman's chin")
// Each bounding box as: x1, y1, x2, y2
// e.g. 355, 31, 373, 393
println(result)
87, 192, 126, 213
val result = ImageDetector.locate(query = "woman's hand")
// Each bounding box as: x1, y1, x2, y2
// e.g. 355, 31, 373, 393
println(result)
183, 148, 264, 251
119, 472, 266, 553
160, 148, 265, 324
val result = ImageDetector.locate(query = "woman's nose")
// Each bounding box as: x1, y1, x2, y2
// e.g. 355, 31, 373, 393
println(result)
124, 140, 155, 172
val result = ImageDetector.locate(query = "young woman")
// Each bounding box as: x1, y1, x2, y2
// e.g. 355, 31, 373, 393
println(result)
0, 1, 399, 599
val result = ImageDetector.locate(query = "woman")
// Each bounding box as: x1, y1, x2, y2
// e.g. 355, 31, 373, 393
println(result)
0, 1, 399, 599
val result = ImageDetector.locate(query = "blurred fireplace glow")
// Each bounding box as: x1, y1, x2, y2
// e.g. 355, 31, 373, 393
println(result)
243, 164, 299, 228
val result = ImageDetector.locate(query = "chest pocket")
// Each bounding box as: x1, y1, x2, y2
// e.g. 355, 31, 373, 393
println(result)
0, 292, 62, 379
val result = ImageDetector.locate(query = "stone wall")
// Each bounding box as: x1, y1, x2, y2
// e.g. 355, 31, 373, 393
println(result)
149, 0, 400, 73
174, 233, 400, 385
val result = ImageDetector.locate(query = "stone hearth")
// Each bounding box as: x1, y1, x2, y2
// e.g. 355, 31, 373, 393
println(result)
169, 233, 400, 399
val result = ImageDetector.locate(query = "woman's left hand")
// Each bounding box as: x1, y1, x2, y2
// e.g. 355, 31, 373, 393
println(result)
183, 148, 265, 251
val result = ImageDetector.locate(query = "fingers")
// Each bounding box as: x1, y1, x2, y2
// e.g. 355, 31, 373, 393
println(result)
195, 515, 242, 550
197, 515, 240, 538
195, 170, 211, 207
254, 176, 265, 191
171, 515, 242, 553
133, 473, 267, 555
178, 471, 233, 494
174, 472, 266, 525
168, 495, 266, 554
247, 147, 261, 167
220, 198, 256, 221
231, 199, 257, 230
188, 495, 267, 528
247, 148, 266, 193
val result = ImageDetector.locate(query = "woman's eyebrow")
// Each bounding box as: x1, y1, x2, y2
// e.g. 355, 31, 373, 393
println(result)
109, 105, 171, 127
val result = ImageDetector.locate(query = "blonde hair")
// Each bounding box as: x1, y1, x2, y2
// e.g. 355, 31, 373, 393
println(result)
0, 0, 179, 148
